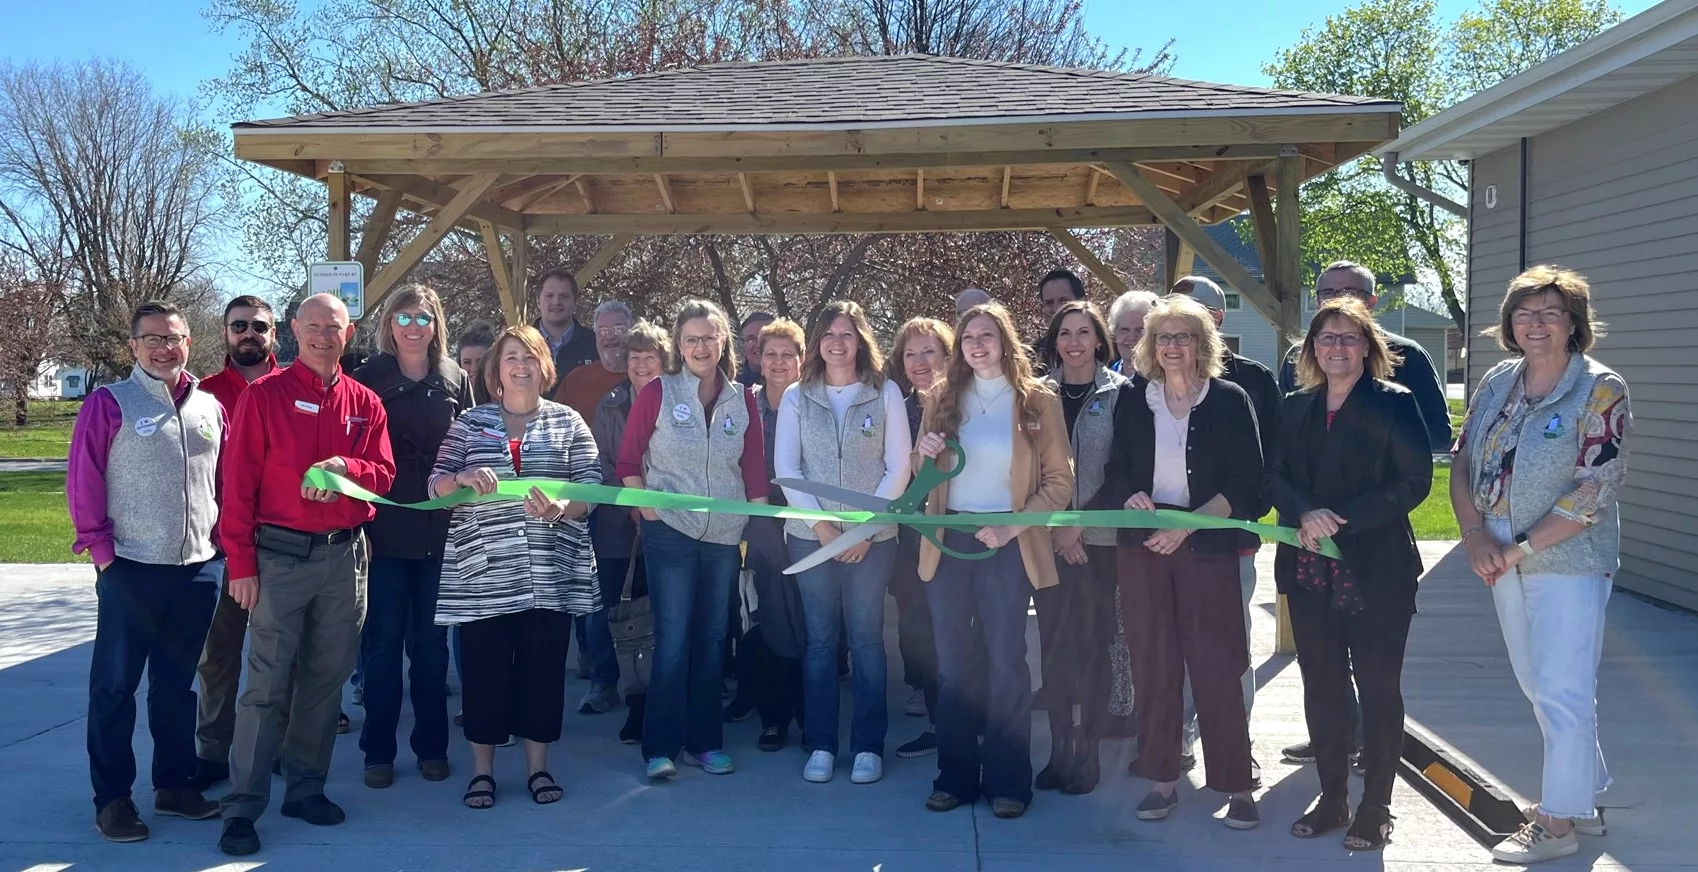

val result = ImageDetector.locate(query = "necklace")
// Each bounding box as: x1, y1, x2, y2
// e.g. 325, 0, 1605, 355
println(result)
1060, 382, 1092, 401
973, 381, 1012, 415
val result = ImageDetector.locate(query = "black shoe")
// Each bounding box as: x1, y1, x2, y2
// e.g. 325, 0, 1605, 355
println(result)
1063, 738, 1101, 795
219, 817, 260, 856
1034, 724, 1075, 791
189, 757, 230, 792
896, 730, 937, 758
1224, 795, 1260, 830
1282, 740, 1316, 764
758, 727, 787, 752
154, 788, 220, 820
95, 797, 149, 842
280, 794, 346, 826
1181, 753, 1196, 771
1135, 789, 1178, 821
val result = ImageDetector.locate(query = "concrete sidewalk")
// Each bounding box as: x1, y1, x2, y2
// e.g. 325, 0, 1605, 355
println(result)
0, 546, 1691, 871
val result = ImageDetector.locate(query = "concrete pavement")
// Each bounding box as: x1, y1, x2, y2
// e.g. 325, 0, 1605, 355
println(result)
1, 545, 1693, 871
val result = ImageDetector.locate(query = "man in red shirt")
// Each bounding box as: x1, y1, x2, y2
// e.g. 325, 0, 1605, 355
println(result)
216, 293, 395, 857
191, 295, 279, 792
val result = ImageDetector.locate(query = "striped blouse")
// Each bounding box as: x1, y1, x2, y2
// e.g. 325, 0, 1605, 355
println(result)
429, 401, 601, 624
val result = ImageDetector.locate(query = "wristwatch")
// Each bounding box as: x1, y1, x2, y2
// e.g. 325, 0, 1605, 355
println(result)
1514, 532, 1537, 556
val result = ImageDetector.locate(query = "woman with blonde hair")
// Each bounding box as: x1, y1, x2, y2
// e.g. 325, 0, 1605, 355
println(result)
351, 284, 474, 790
1091, 295, 1263, 829
914, 302, 1073, 820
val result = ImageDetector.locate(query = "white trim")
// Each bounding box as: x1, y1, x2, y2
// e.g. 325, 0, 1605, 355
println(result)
232, 103, 1398, 136
1377, 0, 1698, 161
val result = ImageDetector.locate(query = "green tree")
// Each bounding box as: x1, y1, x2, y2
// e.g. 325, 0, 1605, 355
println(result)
1263, 0, 1622, 327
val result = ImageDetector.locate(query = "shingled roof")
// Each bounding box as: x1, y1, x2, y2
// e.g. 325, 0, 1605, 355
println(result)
235, 53, 1399, 130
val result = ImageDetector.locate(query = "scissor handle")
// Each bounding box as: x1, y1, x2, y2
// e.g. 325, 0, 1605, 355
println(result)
888, 438, 967, 514
921, 524, 999, 562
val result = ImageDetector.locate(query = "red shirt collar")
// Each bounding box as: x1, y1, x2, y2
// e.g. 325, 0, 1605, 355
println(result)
284, 358, 342, 391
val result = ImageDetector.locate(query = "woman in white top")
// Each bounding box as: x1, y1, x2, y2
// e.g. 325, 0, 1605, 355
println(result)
775, 300, 912, 785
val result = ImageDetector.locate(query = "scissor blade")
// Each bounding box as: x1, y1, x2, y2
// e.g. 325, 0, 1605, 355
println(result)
781, 522, 884, 575
771, 478, 890, 513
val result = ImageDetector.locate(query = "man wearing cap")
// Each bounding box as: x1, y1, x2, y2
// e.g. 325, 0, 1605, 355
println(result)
216, 293, 395, 856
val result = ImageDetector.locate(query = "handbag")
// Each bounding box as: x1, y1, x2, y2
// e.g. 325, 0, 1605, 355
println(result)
609, 536, 653, 697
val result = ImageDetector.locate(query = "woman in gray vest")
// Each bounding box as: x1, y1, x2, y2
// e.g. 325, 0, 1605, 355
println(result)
775, 300, 913, 786
1451, 267, 1631, 865
1035, 300, 1125, 795
615, 298, 770, 782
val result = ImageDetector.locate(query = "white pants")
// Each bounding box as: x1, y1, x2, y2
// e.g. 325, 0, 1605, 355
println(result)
1487, 518, 1611, 820
1181, 554, 1257, 756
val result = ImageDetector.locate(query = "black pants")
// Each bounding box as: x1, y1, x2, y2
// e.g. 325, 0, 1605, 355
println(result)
1032, 543, 1116, 737
458, 609, 572, 746
1287, 584, 1413, 809
735, 624, 804, 731
888, 531, 939, 716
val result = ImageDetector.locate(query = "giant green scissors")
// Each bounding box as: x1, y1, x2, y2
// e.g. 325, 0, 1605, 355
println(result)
775, 439, 997, 574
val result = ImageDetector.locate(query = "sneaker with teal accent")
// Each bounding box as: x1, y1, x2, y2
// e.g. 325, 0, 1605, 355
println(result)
645, 757, 677, 781
679, 749, 735, 775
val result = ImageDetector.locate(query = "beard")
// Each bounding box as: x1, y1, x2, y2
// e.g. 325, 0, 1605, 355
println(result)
228, 341, 268, 367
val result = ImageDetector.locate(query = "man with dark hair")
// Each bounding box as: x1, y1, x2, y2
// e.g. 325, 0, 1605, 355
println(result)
190, 295, 282, 791
70, 300, 228, 841
1032, 269, 1087, 369
533, 268, 598, 390
736, 311, 775, 387
454, 320, 498, 405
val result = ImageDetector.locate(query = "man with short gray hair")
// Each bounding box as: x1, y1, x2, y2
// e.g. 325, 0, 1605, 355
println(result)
552, 299, 634, 428
955, 287, 993, 314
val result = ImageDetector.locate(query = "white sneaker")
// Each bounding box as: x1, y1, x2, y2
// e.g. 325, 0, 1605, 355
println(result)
850, 752, 883, 784
903, 688, 927, 717
1491, 822, 1579, 864
803, 750, 835, 783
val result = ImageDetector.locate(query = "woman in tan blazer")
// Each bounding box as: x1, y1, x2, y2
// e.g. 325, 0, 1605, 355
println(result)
913, 302, 1074, 820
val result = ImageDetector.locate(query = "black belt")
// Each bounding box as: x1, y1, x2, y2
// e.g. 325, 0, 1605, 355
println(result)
259, 524, 357, 546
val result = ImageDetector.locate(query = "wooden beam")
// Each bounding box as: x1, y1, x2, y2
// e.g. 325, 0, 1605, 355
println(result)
1162, 227, 1197, 289
488, 174, 541, 203
653, 174, 676, 214
365, 173, 500, 309
1084, 168, 1103, 207
525, 205, 1157, 236
738, 173, 757, 213
1244, 174, 1279, 287
327, 166, 351, 261
1048, 229, 1127, 295
509, 232, 530, 326
1000, 167, 1011, 208
827, 171, 840, 213
353, 173, 524, 231
1104, 161, 1281, 325
507, 176, 576, 211
916, 169, 926, 211
574, 178, 597, 214
353, 189, 402, 279
1176, 160, 1274, 216
575, 234, 635, 289
1274, 152, 1305, 355
480, 220, 521, 326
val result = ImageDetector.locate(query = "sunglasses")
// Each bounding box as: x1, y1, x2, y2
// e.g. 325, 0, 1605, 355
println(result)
394, 312, 435, 327
229, 319, 272, 335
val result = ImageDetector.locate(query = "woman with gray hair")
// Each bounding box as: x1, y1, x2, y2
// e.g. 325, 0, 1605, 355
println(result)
351, 284, 475, 789
1107, 290, 1160, 374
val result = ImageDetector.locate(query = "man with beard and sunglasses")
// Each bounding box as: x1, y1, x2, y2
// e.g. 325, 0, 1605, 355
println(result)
189, 296, 280, 791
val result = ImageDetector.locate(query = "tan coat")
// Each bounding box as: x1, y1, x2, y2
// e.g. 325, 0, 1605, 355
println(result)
915, 389, 1075, 590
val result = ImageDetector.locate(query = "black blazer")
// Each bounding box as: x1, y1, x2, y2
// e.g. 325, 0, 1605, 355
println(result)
1268, 376, 1433, 609
1090, 375, 1264, 555
352, 353, 475, 560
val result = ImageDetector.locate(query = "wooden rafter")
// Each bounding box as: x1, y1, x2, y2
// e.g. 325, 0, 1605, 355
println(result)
1000, 167, 1011, 209
1176, 160, 1274, 216
738, 173, 756, 213
354, 173, 524, 230
480, 220, 520, 326
488, 174, 541, 203
1244, 174, 1279, 285
1048, 228, 1127, 294
827, 171, 840, 213
353, 189, 402, 279
574, 178, 597, 214
525, 205, 1156, 236
1084, 167, 1103, 207
575, 234, 636, 288
916, 169, 926, 211
654, 174, 676, 213
366, 173, 501, 309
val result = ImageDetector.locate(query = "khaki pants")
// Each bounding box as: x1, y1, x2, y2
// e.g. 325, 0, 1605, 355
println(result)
221, 533, 366, 821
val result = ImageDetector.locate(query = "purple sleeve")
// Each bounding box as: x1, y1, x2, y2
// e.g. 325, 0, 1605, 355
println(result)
739, 389, 769, 500
68, 389, 122, 565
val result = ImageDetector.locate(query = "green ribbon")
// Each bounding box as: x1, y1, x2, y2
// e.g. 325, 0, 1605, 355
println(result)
302, 468, 1339, 558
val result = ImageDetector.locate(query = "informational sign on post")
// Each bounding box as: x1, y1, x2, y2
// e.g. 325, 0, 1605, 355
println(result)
308, 261, 365, 319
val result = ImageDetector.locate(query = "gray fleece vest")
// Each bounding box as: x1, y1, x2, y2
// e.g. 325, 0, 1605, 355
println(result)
1047, 366, 1127, 547
784, 379, 895, 542
104, 366, 222, 565
645, 371, 752, 545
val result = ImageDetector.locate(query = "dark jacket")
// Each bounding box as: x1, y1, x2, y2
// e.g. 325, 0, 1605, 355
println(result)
1089, 375, 1264, 554
1221, 352, 1281, 520
590, 380, 637, 558
1280, 329, 1451, 452
745, 382, 805, 659
536, 318, 598, 392
352, 353, 474, 560
1268, 376, 1432, 609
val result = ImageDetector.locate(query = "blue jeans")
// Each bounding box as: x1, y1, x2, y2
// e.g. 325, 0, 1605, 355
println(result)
358, 557, 449, 767
640, 519, 740, 761
788, 536, 896, 756
88, 557, 216, 809
926, 530, 1034, 805
580, 556, 629, 689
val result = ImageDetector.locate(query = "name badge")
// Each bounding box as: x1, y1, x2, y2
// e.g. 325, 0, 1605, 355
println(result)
672, 403, 691, 423
133, 416, 158, 437
481, 427, 506, 441
294, 400, 320, 415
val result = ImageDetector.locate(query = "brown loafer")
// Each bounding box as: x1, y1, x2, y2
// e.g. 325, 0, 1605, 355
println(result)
926, 790, 964, 812
96, 797, 149, 842
991, 797, 1027, 819
363, 764, 394, 789
419, 759, 451, 782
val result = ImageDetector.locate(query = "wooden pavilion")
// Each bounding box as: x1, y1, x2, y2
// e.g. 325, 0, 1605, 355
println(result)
232, 53, 1401, 346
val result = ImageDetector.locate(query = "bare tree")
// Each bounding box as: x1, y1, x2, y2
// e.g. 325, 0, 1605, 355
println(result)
0, 254, 70, 425
0, 59, 223, 381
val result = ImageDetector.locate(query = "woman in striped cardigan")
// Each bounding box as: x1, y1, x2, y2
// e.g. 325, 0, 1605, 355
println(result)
429, 326, 601, 810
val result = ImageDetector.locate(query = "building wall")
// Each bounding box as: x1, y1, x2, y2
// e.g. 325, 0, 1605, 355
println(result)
1466, 73, 1698, 609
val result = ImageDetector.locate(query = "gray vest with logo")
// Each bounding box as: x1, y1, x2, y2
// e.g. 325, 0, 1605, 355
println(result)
644, 371, 753, 545
784, 379, 896, 542
103, 366, 222, 565
1047, 366, 1127, 547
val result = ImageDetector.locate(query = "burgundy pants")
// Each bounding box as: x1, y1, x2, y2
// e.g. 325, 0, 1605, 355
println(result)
1119, 544, 1255, 793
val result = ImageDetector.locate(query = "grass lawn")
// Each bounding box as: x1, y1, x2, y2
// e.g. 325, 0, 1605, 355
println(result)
1261, 465, 1458, 542
0, 399, 81, 459
0, 471, 80, 563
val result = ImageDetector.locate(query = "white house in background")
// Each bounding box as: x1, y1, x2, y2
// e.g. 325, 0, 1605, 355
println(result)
1177, 219, 1455, 377
27, 363, 89, 399
1376, 0, 1698, 608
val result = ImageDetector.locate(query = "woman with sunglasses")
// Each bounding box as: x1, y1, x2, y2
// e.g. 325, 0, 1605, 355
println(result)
351, 285, 475, 789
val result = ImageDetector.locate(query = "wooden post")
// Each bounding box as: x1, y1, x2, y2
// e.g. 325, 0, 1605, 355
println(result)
480, 221, 521, 326
509, 232, 530, 326
1244, 174, 1279, 288
1162, 227, 1196, 288
1047, 228, 1127, 295
366, 173, 500, 309
327, 162, 351, 261
353, 189, 402, 280
1273, 148, 1305, 657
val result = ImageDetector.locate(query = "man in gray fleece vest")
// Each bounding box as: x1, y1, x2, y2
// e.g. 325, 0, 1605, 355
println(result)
68, 301, 226, 842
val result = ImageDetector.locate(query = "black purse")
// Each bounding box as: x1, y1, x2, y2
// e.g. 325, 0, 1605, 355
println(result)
609, 536, 653, 697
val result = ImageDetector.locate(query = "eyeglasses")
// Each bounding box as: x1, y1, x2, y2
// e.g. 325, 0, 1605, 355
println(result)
1315, 332, 1364, 348
594, 325, 630, 337
680, 334, 722, 349
134, 333, 188, 350
394, 312, 434, 328
1152, 332, 1195, 347
1511, 308, 1569, 326
1317, 287, 1371, 301
228, 319, 272, 335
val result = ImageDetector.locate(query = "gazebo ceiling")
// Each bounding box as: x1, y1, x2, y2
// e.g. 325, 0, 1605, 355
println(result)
233, 54, 1402, 236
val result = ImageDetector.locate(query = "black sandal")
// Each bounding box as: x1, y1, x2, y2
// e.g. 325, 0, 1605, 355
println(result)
1343, 806, 1395, 851
527, 770, 563, 805
462, 774, 496, 809
1290, 799, 1352, 838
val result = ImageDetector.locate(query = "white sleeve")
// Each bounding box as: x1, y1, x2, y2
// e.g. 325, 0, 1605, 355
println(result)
774, 384, 820, 511
873, 380, 914, 501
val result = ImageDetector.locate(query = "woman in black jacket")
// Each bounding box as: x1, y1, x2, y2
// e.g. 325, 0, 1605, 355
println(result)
1271, 298, 1432, 851
351, 284, 474, 788
1090, 295, 1263, 830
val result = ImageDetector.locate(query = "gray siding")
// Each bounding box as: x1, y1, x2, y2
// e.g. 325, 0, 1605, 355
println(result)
1465, 73, 1698, 609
